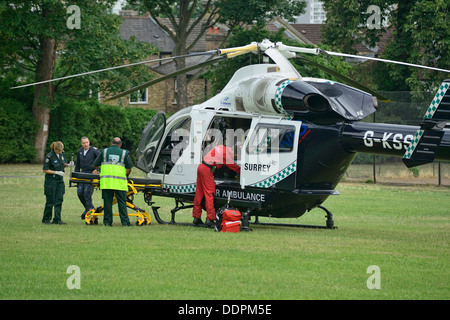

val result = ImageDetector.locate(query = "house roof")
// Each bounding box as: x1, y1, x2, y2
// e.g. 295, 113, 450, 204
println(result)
119, 12, 228, 76
290, 24, 323, 45
120, 15, 175, 53
120, 13, 228, 54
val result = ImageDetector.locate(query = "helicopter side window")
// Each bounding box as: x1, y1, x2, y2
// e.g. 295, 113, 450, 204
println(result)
153, 117, 191, 174
247, 124, 296, 154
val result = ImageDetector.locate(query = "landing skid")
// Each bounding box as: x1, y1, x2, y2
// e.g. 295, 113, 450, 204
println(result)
150, 199, 336, 230
150, 200, 212, 228
249, 206, 337, 230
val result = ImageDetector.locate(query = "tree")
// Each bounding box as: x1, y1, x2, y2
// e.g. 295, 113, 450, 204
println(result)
0, 0, 157, 162
126, 0, 306, 110
403, 0, 449, 97
321, 0, 449, 96
321, 0, 392, 54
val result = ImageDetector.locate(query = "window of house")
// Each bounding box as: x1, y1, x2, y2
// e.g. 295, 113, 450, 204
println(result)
129, 88, 148, 104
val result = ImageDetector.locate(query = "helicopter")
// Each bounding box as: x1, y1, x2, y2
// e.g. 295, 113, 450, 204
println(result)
15, 39, 450, 230
103, 40, 450, 230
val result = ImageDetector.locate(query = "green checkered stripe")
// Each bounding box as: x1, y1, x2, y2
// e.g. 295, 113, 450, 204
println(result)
284, 111, 294, 120
274, 80, 292, 114
403, 129, 424, 159
250, 162, 296, 188
166, 183, 196, 193
404, 82, 449, 159
423, 82, 449, 119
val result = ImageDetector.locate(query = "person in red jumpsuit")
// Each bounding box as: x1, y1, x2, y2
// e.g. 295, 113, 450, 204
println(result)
193, 144, 241, 227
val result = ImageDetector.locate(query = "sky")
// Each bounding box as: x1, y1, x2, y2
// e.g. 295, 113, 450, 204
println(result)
113, 0, 126, 14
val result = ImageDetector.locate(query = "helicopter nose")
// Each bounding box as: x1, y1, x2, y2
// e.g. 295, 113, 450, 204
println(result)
280, 80, 331, 113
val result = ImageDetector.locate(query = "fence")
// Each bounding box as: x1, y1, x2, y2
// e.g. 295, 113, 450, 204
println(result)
346, 159, 450, 186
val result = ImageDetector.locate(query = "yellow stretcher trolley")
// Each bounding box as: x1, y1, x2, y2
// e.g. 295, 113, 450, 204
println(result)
70, 172, 161, 226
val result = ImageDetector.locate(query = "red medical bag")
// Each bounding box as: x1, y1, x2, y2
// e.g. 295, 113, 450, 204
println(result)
215, 203, 241, 233
220, 209, 241, 233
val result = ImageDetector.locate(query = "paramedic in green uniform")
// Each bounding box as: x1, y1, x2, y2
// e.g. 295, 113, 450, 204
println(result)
42, 141, 73, 224
93, 137, 133, 226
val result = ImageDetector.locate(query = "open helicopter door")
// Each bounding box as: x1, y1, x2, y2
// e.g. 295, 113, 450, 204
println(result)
136, 111, 166, 173
241, 117, 302, 191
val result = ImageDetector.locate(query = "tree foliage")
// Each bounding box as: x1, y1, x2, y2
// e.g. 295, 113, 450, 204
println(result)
48, 99, 157, 160
215, 0, 306, 28
0, 0, 157, 162
0, 98, 38, 163
321, 0, 450, 96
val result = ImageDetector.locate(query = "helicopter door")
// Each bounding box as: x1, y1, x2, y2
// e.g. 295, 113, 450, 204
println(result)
135, 111, 166, 173
241, 118, 301, 191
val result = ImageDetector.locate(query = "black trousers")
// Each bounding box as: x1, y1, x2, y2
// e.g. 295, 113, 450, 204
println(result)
77, 184, 94, 216
42, 180, 65, 223
101, 189, 130, 226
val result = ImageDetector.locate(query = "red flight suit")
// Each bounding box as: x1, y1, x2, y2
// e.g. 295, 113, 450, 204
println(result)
193, 145, 241, 222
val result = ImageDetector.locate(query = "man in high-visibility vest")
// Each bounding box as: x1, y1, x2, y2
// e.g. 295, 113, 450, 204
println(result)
94, 137, 133, 226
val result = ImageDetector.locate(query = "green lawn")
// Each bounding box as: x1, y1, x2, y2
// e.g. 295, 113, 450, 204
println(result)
0, 164, 449, 300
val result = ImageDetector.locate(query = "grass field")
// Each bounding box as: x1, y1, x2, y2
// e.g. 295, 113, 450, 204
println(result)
0, 164, 449, 300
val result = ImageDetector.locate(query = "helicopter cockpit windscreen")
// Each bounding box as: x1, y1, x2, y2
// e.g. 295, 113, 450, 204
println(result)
136, 112, 166, 173
153, 116, 191, 174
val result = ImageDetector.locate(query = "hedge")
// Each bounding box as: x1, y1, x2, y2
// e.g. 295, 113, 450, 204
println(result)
0, 98, 39, 163
0, 98, 157, 163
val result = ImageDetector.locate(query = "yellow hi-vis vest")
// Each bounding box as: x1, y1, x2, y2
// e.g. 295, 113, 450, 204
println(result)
99, 147, 128, 191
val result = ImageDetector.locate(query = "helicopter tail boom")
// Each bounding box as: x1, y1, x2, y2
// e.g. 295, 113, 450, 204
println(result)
341, 80, 450, 167
341, 122, 450, 162
342, 80, 450, 168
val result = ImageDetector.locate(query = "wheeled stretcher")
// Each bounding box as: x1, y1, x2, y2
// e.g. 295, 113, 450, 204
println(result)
70, 172, 161, 225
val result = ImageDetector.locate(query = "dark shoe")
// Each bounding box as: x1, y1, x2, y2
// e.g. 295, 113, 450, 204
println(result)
52, 221, 66, 225
193, 217, 204, 225
42, 221, 51, 225
205, 219, 215, 228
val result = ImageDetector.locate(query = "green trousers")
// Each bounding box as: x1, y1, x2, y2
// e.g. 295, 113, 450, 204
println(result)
101, 189, 130, 226
42, 179, 65, 223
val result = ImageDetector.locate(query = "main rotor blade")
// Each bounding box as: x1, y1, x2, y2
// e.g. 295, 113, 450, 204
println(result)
323, 50, 450, 74
104, 55, 227, 102
11, 51, 218, 89
295, 54, 391, 103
